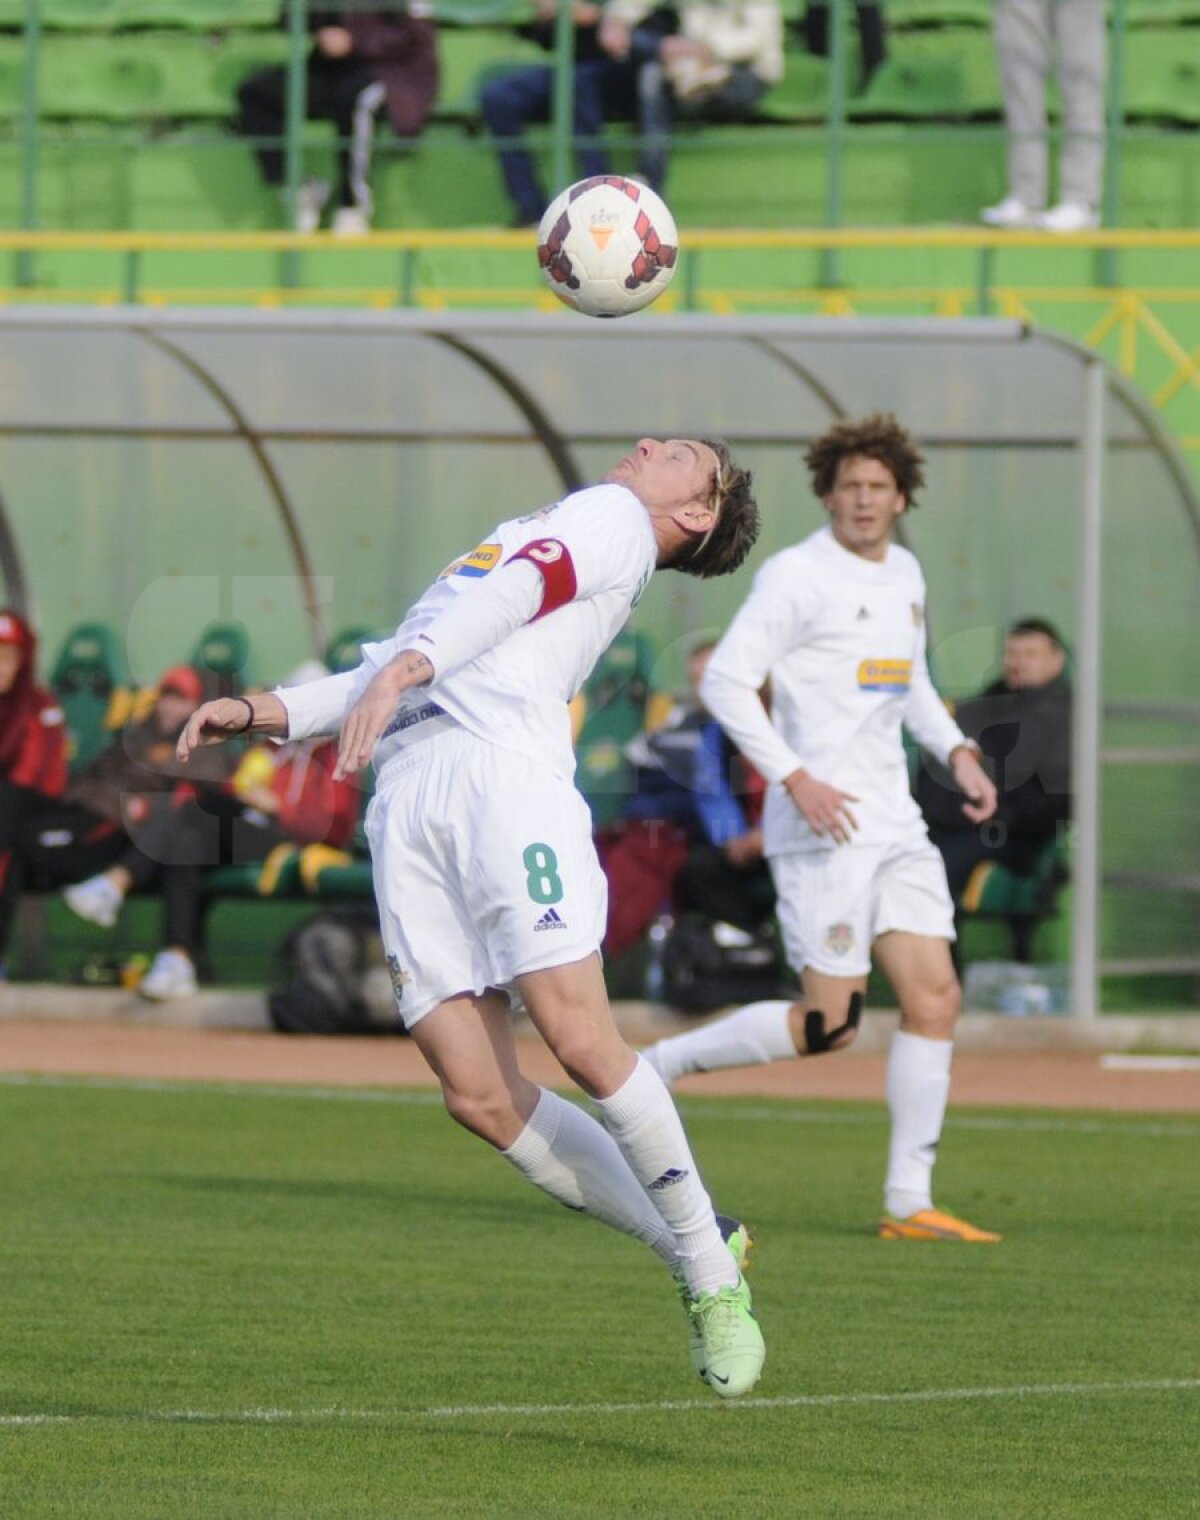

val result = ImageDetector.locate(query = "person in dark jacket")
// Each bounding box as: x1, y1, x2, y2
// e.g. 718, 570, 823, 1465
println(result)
0, 663, 232, 960
480, 0, 675, 227
63, 662, 361, 1002
234, 4, 439, 235
916, 617, 1072, 899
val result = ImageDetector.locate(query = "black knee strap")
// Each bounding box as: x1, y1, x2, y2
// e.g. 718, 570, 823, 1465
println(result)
804, 991, 864, 1054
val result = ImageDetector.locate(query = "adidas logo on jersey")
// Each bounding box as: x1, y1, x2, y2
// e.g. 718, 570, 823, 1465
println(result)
856, 606, 871, 620
534, 907, 568, 932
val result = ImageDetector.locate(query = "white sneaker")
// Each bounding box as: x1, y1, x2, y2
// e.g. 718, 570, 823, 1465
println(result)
330, 205, 371, 238
1038, 200, 1099, 233
980, 195, 1042, 229
137, 949, 198, 1002
292, 178, 330, 234
63, 875, 123, 929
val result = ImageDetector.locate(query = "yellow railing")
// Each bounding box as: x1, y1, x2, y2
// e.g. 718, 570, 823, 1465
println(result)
4, 228, 1200, 459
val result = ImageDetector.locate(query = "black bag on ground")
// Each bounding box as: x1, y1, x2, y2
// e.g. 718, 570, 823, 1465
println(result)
660, 916, 791, 1014
268, 909, 403, 1036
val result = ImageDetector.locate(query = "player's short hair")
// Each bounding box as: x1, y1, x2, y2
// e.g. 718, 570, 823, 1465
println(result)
1008, 616, 1064, 648
805, 413, 927, 507
672, 438, 759, 580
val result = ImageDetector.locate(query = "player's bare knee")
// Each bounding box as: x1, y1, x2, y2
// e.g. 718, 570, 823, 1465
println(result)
901, 978, 960, 1038
441, 1084, 516, 1145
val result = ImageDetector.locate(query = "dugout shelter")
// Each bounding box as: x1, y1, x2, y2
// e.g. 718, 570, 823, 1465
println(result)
1, 308, 1196, 1013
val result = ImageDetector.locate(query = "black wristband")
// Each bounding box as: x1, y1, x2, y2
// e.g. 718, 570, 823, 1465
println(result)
234, 697, 255, 735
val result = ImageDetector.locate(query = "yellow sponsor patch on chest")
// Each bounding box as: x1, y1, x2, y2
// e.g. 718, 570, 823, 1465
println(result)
857, 658, 912, 691
440, 542, 502, 579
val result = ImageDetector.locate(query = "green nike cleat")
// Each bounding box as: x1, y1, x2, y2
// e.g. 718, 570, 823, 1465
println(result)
678, 1214, 756, 1382
689, 1274, 765, 1399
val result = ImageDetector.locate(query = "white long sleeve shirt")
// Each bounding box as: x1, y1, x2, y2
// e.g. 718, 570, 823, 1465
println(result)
279, 483, 658, 782
699, 525, 967, 856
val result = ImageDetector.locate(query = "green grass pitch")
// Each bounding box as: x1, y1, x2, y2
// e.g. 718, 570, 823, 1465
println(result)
1, 1075, 1197, 1519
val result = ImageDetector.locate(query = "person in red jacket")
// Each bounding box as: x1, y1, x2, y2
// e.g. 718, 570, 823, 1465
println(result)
0, 610, 68, 970
234, 4, 440, 235
65, 661, 361, 1001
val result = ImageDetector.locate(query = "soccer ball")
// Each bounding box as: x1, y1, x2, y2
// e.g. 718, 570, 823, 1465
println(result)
537, 176, 679, 318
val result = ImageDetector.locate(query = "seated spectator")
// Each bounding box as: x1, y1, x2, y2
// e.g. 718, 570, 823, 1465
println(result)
64, 661, 360, 1001
481, 0, 676, 228
234, 4, 439, 236
601, 0, 784, 191
0, 610, 68, 974
916, 618, 1072, 901
799, 2, 886, 92
0, 664, 230, 964
596, 638, 774, 960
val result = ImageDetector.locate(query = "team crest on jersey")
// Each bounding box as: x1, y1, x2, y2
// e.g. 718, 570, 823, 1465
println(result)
439, 542, 502, 580
824, 922, 855, 957
386, 954, 412, 1003
857, 658, 912, 691
911, 602, 924, 627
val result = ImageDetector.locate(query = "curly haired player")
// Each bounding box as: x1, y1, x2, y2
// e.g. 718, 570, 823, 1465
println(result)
641, 414, 1003, 1244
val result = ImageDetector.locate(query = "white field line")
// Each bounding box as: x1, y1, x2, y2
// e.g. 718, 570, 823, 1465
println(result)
2, 1378, 1198, 1429
1100, 1054, 1200, 1072
0, 1072, 1196, 1137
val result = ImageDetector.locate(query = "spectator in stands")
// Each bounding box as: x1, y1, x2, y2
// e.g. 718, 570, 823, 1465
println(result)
799, 2, 886, 92
916, 617, 1072, 900
64, 661, 360, 1001
0, 610, 68, 974
481, 0, 676, 228
597, 639, 773, 960
0, 665, 229, 963
601, 0, 784, 191
981, 0, 1107, 232
234, 4, 439, 236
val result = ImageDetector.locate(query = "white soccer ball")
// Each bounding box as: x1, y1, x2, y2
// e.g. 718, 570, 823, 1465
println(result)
536, 176, 679, 318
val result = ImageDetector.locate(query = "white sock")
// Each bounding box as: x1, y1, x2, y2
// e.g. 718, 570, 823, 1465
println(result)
642, 1001, 797, 1086
885, 1029, 953, 1219
502, 1088, 679, 1268
596, 1056, 737, 1296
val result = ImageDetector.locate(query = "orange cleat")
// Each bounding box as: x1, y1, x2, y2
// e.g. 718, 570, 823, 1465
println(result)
878, 1208, 1001, 1243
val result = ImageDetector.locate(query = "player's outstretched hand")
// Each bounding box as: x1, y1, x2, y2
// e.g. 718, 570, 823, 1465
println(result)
951, 746, 998, 824
784, 768, 859, 845
334, 650, 433, 779
177, 699, 252, 762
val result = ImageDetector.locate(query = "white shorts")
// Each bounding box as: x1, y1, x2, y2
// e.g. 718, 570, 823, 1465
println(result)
365, 725, 607, 1029
771, 838, 955, 978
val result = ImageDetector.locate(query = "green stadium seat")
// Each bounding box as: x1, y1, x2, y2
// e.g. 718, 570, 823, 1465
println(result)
191, 620, 254, 696
757, 50, 830, 123
42, 0, 123, 28
1123, 30, 1200, 124
1127, 0, 1200, 23
435, 27, 548, 120
50, 622, 130, 775
957, 837, 1070, 964
574, 627, 658, 830
119, 0, 281, 28
429, 0, 535, 25
884, 0, 992, 27
324, 625, 379, 675
848, 28, 1001, 119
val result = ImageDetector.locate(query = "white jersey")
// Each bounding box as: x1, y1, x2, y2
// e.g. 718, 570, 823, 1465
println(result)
282, 483, 657, 781
700, 525, 967, 856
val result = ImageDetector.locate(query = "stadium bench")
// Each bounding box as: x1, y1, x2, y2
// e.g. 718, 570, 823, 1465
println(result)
955, 837, 1070, 964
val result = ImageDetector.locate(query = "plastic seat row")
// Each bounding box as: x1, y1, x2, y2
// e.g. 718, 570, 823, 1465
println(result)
4, 24, 1198, 126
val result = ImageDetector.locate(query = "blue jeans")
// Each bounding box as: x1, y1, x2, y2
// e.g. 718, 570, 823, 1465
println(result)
481, 53, 652, 223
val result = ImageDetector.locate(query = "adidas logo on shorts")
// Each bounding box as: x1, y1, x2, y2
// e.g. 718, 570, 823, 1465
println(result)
534, 907, 567, 932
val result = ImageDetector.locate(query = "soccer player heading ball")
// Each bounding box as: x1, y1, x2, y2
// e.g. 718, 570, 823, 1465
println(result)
179, 437, 766, 1396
